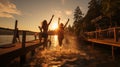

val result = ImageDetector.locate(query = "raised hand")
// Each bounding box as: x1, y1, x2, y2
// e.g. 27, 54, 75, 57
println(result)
48, 15, 54, 25
64, 18, 70, 28
38, 26, 42, 32
58, 17, 61, 24
52, 15, 54, 18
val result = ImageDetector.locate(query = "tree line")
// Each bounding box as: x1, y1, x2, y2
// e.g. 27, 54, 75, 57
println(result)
70, 0, 120, 36
0, 27, 35, 35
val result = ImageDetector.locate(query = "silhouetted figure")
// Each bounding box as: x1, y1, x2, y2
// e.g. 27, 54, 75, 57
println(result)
38, 26, 42, 42
57, 18, 69, 48
16, 28, 20, 43
39, 15, 54, 49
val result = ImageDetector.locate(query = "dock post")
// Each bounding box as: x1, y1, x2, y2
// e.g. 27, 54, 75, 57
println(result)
22, 31, 26, 48
20, 31, 26, 65
12, 20, 18, 43
114, 28, 118, 42
112, 46, 115, 60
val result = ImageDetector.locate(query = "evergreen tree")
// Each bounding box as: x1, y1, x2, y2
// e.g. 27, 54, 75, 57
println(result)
101, 0, 120, 27
83, 0, 102, 31
81, 0, 120, 32
73, 6, 83, 35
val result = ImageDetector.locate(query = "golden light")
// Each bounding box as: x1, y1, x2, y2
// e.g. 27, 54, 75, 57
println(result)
53, 35, 58, 47
51, 22, 58, 30
49, 35, 58, 50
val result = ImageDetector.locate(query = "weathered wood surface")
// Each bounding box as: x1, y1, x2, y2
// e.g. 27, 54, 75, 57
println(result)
0, 39, 42, 66
12, 20, 18, 43
85, 27, 120, 47
87, 39, 120, 47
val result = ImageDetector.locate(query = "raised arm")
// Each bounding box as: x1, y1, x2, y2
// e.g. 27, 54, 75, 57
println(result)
48, 15, 54, 25
38, 26, 42, 32
58, 17, 60, 25
64, 19, 70, 28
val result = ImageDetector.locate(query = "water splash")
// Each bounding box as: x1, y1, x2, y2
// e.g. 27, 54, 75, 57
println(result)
27, 34, 88, 67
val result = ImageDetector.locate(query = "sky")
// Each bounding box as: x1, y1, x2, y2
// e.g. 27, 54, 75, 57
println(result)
0, 0, 90, 32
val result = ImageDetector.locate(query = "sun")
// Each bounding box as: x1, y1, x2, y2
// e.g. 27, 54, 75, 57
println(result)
51, 22, 58, 30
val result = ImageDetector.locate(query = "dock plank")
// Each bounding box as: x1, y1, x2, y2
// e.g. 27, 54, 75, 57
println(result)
0, 40, 42, 66
0, 40, 40, 55
87, 39, 120, 47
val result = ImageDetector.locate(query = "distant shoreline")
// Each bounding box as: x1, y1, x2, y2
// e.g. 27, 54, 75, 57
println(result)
0, 27, 35, 35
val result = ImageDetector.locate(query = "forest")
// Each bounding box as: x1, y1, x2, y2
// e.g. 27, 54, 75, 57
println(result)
70, 0, 120, 36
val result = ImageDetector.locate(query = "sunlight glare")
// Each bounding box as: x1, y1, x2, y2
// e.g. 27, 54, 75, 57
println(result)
51, 22, 58, 30
53, 35, 58, 47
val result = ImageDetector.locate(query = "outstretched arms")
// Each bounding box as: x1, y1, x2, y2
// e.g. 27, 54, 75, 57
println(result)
38, 26, 42, 32
48, 15, 54, 25
64, 19, 70, 28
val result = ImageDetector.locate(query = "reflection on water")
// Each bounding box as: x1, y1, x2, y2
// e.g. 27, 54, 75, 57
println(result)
0, 35, 34, 45
8, 35, 120, 67
25, 35, 88, 67
52, 35, 58, 47
0, 35, 12, 45
49, 35, 59, 50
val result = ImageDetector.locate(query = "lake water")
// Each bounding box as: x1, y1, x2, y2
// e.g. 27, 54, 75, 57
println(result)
0, 35, 35, 45
2, 34, 120, 67
24, 35, 120, 67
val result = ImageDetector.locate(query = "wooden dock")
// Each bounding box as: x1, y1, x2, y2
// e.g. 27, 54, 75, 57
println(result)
87, 39, 120, 47
0, 20, 43, 66
84, 27, 120, 46
0, 30, 41, 66
0, 39, 42, 66
0, 40, 39, 55
84, 27, 120, 59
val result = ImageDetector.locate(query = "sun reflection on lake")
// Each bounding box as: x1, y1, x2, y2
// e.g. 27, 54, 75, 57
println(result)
26, 35, 91, 67
53, 35, 58, 47
49, 35, 59, 50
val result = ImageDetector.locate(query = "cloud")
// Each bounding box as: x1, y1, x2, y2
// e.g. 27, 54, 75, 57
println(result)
53, 10, 62, 17
0, 12, 14, 18
0, 0, 21, 18
65, 10, 72, 15
52, 9, 72, 17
